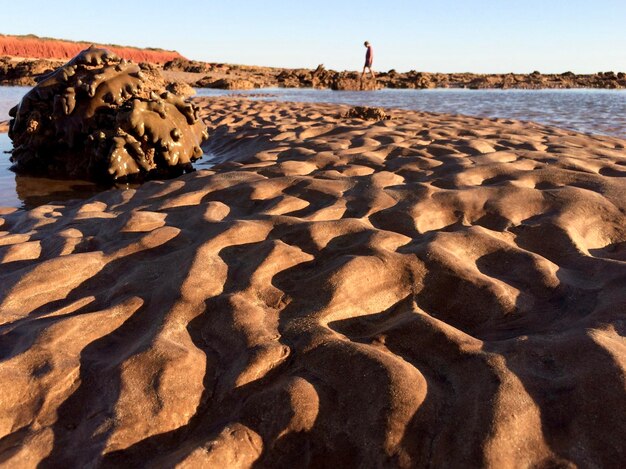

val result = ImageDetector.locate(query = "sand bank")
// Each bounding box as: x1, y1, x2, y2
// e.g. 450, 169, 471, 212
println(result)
0, 98, 625, 467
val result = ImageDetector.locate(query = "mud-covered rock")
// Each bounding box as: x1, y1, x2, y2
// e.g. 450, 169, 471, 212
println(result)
8, 46, 208, 181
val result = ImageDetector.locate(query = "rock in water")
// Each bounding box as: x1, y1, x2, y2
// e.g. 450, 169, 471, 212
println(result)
7, 46, 208, 181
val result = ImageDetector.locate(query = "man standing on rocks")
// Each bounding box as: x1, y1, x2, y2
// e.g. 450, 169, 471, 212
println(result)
361, 41, 376, 86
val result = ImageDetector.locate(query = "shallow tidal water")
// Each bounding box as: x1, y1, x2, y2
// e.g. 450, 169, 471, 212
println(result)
0, 86, 30, 121
1, 86, 625, 209
0, 132, 116, 210
195, 87, 626, 139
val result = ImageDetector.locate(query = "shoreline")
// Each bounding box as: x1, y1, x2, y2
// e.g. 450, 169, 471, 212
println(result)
0, 97, 625, 465
2, 54, 625, 90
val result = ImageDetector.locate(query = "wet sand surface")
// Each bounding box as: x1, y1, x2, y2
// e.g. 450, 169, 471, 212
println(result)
0, 97, 625, 467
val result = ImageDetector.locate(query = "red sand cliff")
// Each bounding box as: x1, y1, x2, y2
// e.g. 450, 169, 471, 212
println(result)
0, 34, 185, 64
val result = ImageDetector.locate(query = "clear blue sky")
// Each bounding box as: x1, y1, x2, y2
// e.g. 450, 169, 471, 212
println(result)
2, 0, 624, 73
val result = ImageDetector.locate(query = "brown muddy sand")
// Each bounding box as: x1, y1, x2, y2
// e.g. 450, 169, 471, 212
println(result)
0, 98, 625, 467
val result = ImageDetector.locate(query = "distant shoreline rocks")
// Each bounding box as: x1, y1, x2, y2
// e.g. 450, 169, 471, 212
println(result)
1, 35, 624, 91
188, 64, 626, 91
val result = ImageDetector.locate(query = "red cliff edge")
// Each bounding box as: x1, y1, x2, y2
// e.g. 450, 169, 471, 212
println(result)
0, 34, 185, 64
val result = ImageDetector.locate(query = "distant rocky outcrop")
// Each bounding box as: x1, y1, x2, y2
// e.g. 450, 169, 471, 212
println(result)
195, 77, 257, 90
0, 56, 63, 86
8, 46, 207, 181
332, 72, 380, 91
192, 66, 626, 91
163, 58, 210, 74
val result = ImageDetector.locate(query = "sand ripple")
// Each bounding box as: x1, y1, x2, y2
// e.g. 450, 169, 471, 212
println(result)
0, 98, 625, 467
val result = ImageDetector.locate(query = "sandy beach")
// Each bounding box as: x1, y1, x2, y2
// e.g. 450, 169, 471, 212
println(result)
0, 97, 625, 466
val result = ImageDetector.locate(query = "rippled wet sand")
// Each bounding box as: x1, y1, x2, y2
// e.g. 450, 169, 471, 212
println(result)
1, 98, 624, 466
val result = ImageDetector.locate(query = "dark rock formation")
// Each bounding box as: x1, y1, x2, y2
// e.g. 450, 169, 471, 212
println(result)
332, 71, 380, 91
205, 66, 626, 91
163, 58, 210, 74
8, 46, 208, 181
195, 77, 257, 90
0, 57, 63, 86
343, 106, 390, 120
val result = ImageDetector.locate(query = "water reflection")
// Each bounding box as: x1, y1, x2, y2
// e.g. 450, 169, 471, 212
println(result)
13, 174, 116, 210
1, 131, 211, 210
0, 132, 135, 209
